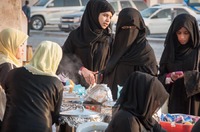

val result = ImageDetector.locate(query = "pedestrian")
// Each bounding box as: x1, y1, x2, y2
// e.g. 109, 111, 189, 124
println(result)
22, 0, 31, 36
0, 28, 28, 129
57, 0, 115, 87
103, 8, 158, 100
1, 41, 63, 132
105, 71, 169, 132
158, 14, 200, 115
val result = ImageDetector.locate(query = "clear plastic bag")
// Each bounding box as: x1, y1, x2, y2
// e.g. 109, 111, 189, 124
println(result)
85, 84, 113, 103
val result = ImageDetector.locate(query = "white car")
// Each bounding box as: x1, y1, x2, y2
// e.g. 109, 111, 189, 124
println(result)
141, 4, 200, 35
30, 0, 89, 30
59, 0, 148, 32
108, 0, 148, 23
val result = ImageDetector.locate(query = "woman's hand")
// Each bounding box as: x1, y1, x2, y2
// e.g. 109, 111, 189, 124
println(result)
171, 71, 184, 81
81, 67, 97, 85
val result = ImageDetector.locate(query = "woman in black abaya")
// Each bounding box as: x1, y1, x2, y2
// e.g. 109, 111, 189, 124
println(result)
103, 8, 158, 100
57, 0, 115, 87
105, 71, 168, 132
158, 14, 200, 115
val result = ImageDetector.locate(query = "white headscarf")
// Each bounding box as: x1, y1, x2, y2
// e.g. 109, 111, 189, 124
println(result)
24, 41, 62, 78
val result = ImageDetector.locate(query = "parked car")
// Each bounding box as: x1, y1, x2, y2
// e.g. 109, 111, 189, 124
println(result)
59, 0, 148, 32
30, 0, 89, 30
59, 8, 84, 32
141, 4, 200, 35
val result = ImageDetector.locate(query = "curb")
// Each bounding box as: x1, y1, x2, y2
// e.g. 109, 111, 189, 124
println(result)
147, 37, 165, 43
30, 30, 68, 37
30, 30, 165, 42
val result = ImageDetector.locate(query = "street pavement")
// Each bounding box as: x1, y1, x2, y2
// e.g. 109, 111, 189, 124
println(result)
28, 26, 165, 62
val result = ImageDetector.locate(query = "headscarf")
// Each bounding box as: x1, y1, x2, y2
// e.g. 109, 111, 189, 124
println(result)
71, 0, 115, 48
63, 0, 115, 71
0, 28, 28, 67
116, 71, 169, 130
105, 8, 156, 74
160, 14, 200, 64
25, 41, 62, 78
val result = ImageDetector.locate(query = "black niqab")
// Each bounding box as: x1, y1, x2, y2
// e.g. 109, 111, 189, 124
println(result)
117, 71, 169, 130
105, 8, 156, 74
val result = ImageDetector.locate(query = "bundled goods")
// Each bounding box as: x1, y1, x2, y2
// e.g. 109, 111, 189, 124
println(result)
159, 113, 200, 132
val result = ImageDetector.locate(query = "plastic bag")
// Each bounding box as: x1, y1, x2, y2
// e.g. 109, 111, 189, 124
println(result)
85, 84, 113, 103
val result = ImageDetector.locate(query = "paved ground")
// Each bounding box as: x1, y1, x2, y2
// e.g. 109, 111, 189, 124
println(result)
28, 27, 165, 62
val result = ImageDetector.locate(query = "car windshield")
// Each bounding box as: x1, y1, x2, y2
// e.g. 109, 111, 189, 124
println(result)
141, 7, 159, 18
132, 1, 148, 11
109, 2, 119, 12
34, 0, 49, 6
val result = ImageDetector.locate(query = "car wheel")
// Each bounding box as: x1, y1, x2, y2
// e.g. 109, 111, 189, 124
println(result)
31, 16, 44, 30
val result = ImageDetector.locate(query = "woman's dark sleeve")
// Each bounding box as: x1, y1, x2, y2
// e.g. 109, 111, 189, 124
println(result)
57, 32, 82, 77
184, 69, 200, 97
106, 111, 140, 132
191, 119, 200, 132
62, 32, 75, 54
153, 121, 166, 132
0, 63, 14, 90
52, 83, 64, 125
158, 63, 172, 93
158, 63, 168, 84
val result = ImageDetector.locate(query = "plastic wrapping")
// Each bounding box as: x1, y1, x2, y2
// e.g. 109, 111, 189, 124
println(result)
85, 84, 113, 103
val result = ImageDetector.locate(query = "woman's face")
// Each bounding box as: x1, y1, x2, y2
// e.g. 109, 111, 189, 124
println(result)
98, 11, 113, 29
176, 27, 190, 45
15, 44, 24, 59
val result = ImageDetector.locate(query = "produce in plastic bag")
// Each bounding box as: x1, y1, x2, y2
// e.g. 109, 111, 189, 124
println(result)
85, 84, 113, 103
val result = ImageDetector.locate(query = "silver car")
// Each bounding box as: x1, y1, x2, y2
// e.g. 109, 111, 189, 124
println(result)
59, 0, 148, 32
30, 0, 88, 30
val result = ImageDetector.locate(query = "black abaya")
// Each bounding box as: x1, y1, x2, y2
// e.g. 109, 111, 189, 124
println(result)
106, 71, 168, 132
159, 14, 200, 116
103, 8, 158, 100
57, 0, 115, 86
1, 67, 63, 132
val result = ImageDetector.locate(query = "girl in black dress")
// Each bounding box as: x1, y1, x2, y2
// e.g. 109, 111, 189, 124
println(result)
57, 0, 115, 87
159, 14, 200, 116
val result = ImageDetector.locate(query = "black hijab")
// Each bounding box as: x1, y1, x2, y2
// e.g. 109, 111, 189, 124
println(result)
62, 0, 115, 72
117, 71, 169, 131
72, 0, 115, 48
105, 8, 156, 74
160, 14, 200, 65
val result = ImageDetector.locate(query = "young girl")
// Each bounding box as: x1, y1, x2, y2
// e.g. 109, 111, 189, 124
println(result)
159, 14, 200, 115
57, 0, 115, 87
